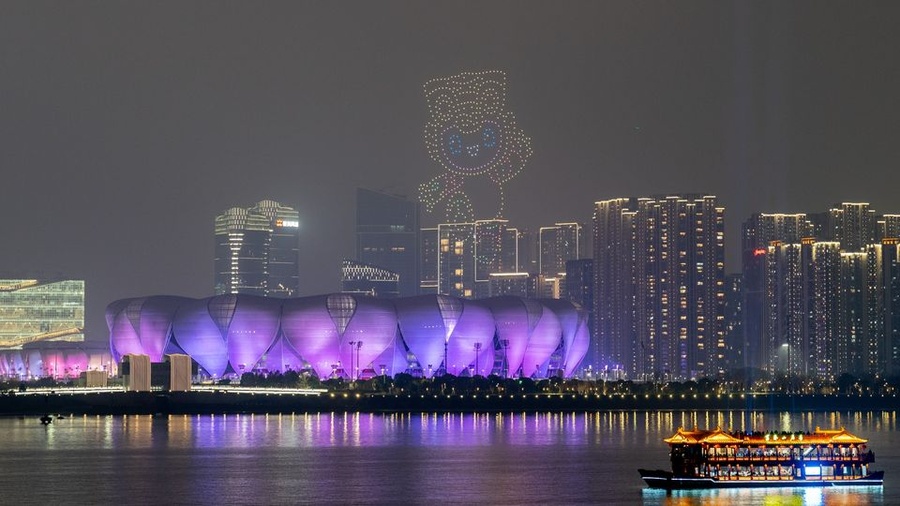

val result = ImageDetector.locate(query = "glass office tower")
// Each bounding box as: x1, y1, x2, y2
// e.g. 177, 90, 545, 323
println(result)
356, 188, 420, 297
0, 279, 85, 349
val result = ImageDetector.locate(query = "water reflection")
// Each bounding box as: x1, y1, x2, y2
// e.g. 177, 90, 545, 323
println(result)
642, 486, 883, 506
0, 411, 895, 504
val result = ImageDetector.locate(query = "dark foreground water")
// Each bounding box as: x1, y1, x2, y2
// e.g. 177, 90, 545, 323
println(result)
0, 410, 896, 505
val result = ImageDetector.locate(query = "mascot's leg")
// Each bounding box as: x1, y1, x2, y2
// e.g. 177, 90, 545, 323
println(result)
493, 182, 506, 219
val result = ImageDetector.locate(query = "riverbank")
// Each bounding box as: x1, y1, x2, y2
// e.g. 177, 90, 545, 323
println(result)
1, 390, 899, 416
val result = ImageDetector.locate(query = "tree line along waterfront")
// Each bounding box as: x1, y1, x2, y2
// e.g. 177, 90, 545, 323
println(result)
2, 372, 900, 416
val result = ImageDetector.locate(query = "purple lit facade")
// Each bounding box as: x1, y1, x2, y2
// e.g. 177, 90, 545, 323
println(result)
524, 302, 561, 378
171, 297, 230, 378
281, 295, 341, 378
445, 300, 494, 376
0, 345, 114, 379
395, 295, 453, 378
107, 296, 186, 362
484, 296, 538, 377
105, 294, 590, 379
541, 299, 590, 378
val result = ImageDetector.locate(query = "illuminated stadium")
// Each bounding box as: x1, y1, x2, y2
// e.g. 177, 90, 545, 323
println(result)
106, 294, 589, 380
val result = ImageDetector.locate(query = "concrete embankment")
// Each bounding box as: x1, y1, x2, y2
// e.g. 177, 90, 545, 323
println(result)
1, 391, 898, 417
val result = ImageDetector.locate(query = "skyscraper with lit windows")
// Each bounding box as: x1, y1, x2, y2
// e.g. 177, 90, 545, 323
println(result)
877, 215, 900, 241
594, 195, 725, 380
420, 227, 439, 294
214, 200, 299, 297
431, 219, 519, 299
742, 213, 814, 372
593, 198, 636, 376
438, 222, 476, 298
870, 239, 900, 376
565, 258, 594, 366
822, 202, 876, 252
539, 223, 583, 278
744, 202, 900, 380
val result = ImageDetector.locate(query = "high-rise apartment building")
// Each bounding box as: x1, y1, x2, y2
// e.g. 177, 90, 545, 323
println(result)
841, 251, 868, 375
877, 215, 900, 241
722, 273, 743, 372
539, 223, 583, 277
565, 259, 594, 367
745, 202, 900, 380
761, 237, 892, 381
502, 227, 522, 275
822, 202, 876, 252
430, 219, 519, 299
475, 219, 517, 298
214, 200, 299, 297
356, 188, 420, 297
516, 229, 538, 274
594, 195, 725, 380
420, 228, 439, 294
437, 222, 476, 298
593, 199, 636, 376
762, 240, 838, 379
869, 239, 900, 376
741, 213, 814, 372
488, 272, 534, 297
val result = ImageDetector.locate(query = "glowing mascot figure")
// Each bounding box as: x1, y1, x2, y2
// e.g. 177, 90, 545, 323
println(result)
419, 71, 533, 222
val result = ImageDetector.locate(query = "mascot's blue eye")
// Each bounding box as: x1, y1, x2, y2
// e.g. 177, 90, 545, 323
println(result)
448, 133, 463, 155
482, 126, 497, 148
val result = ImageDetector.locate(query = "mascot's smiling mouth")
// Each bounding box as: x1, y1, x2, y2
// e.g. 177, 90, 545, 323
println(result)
440, 121, 502, 174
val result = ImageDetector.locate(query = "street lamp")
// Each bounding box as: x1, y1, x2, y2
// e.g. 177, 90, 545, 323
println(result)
474, 342, 482, 377
354, 341, 363, 381
348, 341, 357, 381
781, 343, 791, 392
501, 339, 510, 378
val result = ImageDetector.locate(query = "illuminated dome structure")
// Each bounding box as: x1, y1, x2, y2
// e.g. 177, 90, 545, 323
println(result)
105, 294, 590, 379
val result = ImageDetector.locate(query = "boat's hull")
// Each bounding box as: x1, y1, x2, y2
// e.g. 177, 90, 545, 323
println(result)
639, 469, 884, 490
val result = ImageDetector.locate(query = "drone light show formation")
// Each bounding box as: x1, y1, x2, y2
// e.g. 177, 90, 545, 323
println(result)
419, 70, 533, 222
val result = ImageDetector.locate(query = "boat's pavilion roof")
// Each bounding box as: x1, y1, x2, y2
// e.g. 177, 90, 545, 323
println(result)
663, 427, 868, 446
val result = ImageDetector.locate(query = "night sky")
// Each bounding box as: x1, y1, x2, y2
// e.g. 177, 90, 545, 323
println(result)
3, 2, 900, 341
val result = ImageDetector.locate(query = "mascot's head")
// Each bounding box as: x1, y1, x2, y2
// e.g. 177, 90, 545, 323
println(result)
424, 71, 532, 185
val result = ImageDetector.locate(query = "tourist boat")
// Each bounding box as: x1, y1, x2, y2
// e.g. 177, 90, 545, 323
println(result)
639, 426, 883, 489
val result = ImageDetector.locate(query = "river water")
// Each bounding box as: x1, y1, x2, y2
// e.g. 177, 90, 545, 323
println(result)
0, 410, 895, 505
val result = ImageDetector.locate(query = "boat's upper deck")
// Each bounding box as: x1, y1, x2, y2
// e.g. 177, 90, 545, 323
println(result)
664, 426, 867, 447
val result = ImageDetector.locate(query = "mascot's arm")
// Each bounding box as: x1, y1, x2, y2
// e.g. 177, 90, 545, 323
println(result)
418, 173, 462, 213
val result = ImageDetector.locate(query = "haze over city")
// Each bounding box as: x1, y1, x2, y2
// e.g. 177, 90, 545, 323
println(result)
3, 2, 900, 340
